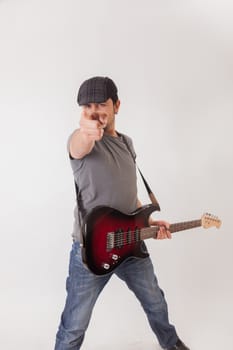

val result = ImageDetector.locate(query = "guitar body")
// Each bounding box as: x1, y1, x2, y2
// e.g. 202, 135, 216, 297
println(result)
81, 204, 221, 275
81, 204, 157, 275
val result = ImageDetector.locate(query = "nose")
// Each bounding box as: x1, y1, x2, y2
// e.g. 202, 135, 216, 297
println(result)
87, 104, 100, 119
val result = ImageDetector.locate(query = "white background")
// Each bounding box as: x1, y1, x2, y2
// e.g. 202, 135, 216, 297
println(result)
0, 1, 232, 349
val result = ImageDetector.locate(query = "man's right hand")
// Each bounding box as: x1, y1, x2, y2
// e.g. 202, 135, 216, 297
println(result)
79, 111, 104, 141
69, 111, 105, 159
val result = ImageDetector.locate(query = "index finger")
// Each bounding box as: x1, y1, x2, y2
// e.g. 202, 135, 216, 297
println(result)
81, 109, 92, 120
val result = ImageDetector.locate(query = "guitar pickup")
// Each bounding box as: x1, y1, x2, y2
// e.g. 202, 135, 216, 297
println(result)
106, 232, 115, 251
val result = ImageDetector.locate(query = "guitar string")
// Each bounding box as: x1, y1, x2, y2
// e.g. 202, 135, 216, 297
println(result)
108, 221, 202, 247
110, 221, 201, 238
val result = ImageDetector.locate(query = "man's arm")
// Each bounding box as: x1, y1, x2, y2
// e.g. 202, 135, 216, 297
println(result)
69, 129, 95, 159
69, 111, 104, 159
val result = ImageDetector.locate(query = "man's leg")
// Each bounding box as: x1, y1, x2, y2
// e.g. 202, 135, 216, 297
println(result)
115, 254, 178, 349
55, 242, 112, 350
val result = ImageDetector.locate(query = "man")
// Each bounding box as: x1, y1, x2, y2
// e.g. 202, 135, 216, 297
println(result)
55, 76, 190, 350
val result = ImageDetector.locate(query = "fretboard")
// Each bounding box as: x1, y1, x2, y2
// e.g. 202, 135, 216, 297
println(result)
140, 219, 202, 240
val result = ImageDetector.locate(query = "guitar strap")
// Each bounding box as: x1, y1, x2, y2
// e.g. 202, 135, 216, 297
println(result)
74, 181, 85, 245
121, 135, 161, 211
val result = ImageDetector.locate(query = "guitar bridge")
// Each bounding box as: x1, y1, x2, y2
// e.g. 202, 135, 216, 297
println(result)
106, 232, 115, 251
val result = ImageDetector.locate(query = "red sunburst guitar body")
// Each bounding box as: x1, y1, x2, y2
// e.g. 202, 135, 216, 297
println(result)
80, 204, 221, 275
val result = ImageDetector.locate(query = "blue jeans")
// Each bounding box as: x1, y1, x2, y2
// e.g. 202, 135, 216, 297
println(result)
55, 242, 178, 349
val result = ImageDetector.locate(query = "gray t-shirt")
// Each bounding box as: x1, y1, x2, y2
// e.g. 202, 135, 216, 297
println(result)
69, 132, 138, 241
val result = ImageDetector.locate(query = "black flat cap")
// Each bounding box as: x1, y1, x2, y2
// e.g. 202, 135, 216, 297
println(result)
77, 76, 118, 105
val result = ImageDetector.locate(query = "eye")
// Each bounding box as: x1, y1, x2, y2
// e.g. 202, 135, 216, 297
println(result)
83, 104, 91, 108
99, 103, 107, 107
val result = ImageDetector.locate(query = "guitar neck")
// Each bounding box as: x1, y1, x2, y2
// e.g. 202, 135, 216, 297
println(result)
141, 219, 202, 240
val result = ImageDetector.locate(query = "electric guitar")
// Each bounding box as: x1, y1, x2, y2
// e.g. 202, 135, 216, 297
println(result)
81, 204, 221, 275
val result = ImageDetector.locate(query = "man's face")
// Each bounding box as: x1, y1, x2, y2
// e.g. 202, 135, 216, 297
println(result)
82, 98, 120, 131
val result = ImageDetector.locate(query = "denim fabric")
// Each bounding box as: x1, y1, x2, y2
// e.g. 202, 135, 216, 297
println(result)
55, 242, 178, 349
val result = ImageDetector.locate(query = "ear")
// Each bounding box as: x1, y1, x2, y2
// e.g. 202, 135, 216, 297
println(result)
114, 100, 120, 114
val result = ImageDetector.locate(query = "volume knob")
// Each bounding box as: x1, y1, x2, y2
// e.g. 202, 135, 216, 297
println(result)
111, 254, 119, 261
102, 263, 110, 270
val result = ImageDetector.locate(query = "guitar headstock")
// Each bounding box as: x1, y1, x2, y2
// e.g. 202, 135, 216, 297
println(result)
201, 213, 222, 229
